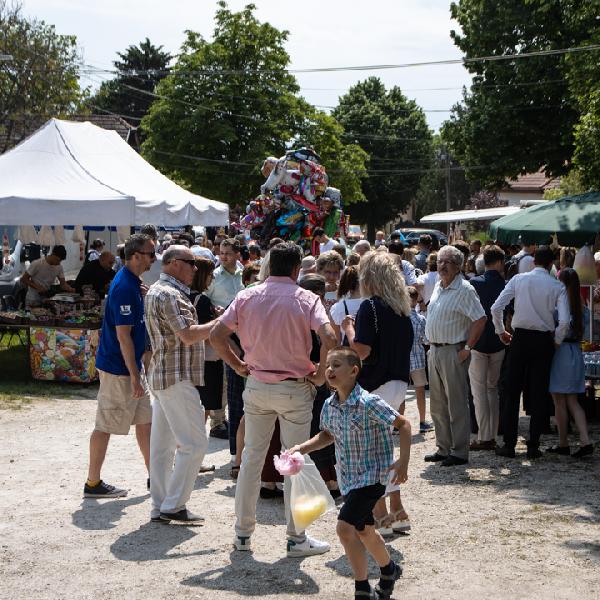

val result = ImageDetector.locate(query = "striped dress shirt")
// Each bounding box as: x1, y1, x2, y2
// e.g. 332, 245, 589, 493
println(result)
144, 273, 205, 390
425, 274, 486, 344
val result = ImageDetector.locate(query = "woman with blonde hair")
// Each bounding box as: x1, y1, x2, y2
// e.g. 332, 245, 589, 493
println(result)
342, 251, 414, 535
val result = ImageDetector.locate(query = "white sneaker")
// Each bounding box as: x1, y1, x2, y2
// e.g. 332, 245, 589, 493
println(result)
287, 535, 330, 557
234, 535, 252, 551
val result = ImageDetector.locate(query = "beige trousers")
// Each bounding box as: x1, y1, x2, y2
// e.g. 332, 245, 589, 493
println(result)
428, 344, 471, 460
468, 349, 505, 442
234, 376, 316, 539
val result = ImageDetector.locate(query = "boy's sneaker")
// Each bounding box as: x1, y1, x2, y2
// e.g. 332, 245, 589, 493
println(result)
234, 535, 252, 551
83, 480, 127, 498
287, 535, 330, 557
419, 421, 434, 433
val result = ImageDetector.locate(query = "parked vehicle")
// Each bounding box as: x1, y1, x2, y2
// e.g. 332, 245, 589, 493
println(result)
390, 228, 448, 248
347, 224, 365, 244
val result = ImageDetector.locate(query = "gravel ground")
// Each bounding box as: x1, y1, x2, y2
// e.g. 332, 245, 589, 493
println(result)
1, 390, 599, 600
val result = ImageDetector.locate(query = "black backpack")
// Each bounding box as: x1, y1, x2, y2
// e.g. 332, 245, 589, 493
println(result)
505, 253, 528, 280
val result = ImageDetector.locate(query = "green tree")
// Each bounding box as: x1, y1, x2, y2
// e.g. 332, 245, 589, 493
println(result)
333, 77, 434, 237
0, 0, 83, 152
443, 0, 598, 187
87, 38, 171, 123
141, 2, 305, 204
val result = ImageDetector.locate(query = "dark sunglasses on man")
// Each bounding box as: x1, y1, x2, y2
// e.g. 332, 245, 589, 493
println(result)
137, 250, 156, 258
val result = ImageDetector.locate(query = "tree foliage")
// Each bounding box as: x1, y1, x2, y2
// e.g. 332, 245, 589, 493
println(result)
0, 0, 83, 152
333, 77, 434, 234
142, 3, 303, 204
442, 0, 598, 187
87, 38, 171, 123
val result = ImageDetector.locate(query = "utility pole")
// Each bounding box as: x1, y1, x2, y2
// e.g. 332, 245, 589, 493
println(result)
442, 146, 451, 212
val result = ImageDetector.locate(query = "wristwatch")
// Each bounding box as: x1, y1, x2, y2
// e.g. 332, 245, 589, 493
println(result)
464, 344, 472, 351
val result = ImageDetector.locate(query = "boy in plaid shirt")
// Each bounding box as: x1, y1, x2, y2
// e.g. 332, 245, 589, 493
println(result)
290, 347, 411, 599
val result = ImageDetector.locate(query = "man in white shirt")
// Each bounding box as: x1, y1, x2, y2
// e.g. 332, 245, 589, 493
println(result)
416, 252, 439, 306
313, 227, 336, 255
491, 247, 569, 459
514, 243, 536, 274
21, 245, 75, 307
141, 224, 163, 286
387, 241, 417, 286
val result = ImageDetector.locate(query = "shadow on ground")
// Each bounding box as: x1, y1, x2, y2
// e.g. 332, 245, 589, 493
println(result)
181, 551, 318, 595
72, 494, 148, 530
110, 521, 215, 561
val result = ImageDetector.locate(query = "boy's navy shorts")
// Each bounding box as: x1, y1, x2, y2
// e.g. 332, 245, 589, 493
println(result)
338, 482, 386, 531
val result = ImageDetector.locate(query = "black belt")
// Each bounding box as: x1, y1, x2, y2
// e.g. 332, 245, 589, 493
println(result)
563, 338, 580, 344
431, 341, 465, 347
283, 377, 309, 382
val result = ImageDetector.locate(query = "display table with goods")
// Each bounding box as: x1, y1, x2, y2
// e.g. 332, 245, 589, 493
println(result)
0, 288, 103, 382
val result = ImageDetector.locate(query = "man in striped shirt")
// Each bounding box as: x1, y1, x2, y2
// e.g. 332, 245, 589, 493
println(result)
425, 245, 486, 466
144, 245, 216, 523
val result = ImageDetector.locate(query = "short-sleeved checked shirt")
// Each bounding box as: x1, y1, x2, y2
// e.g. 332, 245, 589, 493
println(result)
320, 384, 399, 495
425, 274, 486, 344
144, 273, 205, 390
409, 309, 427, 371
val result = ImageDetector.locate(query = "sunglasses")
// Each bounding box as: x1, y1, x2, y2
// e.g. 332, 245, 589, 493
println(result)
137, 250, 156, 258
176, 258, 197, 267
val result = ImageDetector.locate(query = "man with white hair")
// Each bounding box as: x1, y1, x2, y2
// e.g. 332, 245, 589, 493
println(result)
424, 245, 487, 466
353, 240, 371, 257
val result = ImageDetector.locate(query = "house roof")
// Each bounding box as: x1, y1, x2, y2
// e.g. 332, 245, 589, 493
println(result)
0, 114, 136, 153
503, 170, 561, 193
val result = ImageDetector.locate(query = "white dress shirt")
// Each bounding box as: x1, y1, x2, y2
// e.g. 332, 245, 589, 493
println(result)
490, 267, 569, 344
514, 250, 535, 273
416, 270, 439, 304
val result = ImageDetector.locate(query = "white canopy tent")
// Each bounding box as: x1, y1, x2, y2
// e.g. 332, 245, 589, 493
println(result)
420, 206, 520, 224
0, 119, 229, 226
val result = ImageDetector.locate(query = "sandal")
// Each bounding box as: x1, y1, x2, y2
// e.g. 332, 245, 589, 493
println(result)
390, 509, 411, 533
198, 463, 216, 473
229, 465, 240, 480
374, 562, 402, 598
374, 514, 394, 536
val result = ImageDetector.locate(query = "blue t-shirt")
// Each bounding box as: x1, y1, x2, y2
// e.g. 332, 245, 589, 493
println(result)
96, 267, 146, 376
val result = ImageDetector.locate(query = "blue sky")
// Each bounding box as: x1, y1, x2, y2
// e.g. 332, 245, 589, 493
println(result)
22, 0, 472, 131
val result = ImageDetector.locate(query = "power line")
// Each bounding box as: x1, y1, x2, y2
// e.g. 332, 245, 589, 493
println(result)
80, 43, 600, 76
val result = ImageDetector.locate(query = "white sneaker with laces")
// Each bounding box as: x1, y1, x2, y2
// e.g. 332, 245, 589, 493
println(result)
286, 535, 330, 557
234, 535, 252, 551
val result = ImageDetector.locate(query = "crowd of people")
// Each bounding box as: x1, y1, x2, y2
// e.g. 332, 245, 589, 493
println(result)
80, 226, 595, 600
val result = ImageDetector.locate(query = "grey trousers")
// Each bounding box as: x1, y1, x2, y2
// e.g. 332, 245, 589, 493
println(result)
428, 343, 471, 460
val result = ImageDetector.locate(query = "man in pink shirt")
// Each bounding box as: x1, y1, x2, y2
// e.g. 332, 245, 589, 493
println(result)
211, 242, 337, 558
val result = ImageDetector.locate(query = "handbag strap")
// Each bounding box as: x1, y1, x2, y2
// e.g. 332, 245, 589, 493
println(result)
343, 300, 349, 315
368, 298, 378, 333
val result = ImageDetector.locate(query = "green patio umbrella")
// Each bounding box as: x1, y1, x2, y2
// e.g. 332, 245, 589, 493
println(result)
489, 192, 600, 246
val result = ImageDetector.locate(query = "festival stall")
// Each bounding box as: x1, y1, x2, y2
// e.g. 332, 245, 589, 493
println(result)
0, 119, 229, 382
490, 192, 600, 408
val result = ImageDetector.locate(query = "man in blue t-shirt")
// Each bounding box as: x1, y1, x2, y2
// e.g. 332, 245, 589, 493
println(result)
84, 233, 156, 498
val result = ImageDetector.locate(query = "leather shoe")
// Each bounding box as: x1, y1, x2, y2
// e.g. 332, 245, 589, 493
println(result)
259, 486, 283, 499
526, 446, 542, 459
440, 455, 468, 467
470, 440, 496, 451
571, 444, 593, 459
495, 445, 516, 458
424, 452, 448, 462
159, 509, 205, 523
546, 445, 570, 456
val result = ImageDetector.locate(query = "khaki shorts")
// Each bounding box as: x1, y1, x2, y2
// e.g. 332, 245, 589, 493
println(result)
95, 369, 152, 435
410, 368, 428, 388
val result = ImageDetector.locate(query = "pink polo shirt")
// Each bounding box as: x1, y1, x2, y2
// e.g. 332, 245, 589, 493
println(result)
220, 276, 330, 383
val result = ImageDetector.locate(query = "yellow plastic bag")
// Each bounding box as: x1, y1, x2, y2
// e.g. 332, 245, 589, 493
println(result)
290, 457, 335, 530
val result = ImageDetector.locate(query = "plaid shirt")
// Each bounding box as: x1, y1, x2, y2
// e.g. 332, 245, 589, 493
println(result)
409, 309, 428, 371
320, 384, 399, 495
144, 273, 205, 390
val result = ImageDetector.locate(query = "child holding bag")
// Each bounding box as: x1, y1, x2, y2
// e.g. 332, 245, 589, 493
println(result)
289, 346, 411, 600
